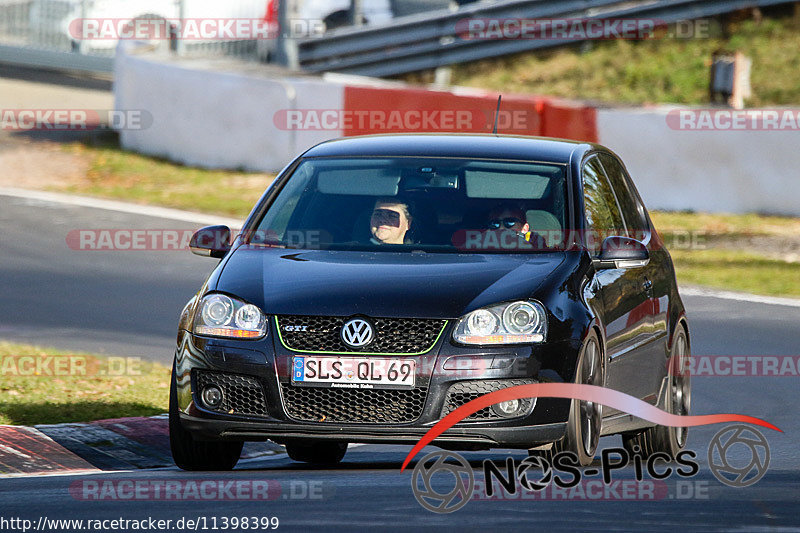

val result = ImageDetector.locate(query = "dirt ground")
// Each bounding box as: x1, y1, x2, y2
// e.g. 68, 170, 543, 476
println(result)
0, 65, 112, 190
0, 138, 91, 189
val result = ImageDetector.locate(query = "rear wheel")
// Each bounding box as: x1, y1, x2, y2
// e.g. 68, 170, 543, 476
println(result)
623, 326, 690, 459
286, 440, 348, 465
533, 330, 604, 466
169, 365, 243, 471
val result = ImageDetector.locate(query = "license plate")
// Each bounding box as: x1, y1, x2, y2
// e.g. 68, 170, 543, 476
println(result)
292, 357, 416, 389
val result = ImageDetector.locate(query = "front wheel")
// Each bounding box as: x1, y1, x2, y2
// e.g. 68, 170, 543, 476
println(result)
533, 330, 604, 466
623, 326, 691, 459
169, 365, 243, 471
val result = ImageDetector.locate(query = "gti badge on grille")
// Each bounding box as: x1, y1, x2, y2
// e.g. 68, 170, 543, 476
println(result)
341, 318, 374, 348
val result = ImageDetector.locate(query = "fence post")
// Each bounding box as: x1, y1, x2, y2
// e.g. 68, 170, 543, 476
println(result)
76, 0, 88, 53
275, 0, 298, 68
175, 0, 185, 55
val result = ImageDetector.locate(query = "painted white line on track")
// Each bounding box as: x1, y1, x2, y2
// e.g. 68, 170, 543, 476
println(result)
0, 469, 110, 479
0, 188, 242, 227
681, 286, 800, 308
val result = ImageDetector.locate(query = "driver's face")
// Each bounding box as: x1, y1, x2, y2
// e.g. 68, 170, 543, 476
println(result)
371, 203, 410, 244
488, 208, 529, 233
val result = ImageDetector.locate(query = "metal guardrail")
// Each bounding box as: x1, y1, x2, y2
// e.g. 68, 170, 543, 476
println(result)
297, 0, 796, 76
0, 42, 113, 72
0, 0, 793, 76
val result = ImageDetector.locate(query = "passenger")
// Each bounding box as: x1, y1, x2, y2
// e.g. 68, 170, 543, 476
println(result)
370, 199, 412, 245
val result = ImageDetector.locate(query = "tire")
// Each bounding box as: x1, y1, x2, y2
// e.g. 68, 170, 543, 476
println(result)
285, 440, 348, 465
623, 325, 691, 460
169, 365, 243, 471
532, 330, 604, 466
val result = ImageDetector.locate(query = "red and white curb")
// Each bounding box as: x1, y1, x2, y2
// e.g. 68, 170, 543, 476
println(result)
0, 415, 283, 477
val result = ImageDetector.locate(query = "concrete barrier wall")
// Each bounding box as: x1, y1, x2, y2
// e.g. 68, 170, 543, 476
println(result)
115, 47, 343, 172
115, 47, 595, 173
596, 108, 800, 215
115, 47, 799, 215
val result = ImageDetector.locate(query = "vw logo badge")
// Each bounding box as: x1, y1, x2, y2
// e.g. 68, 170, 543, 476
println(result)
341, 318, 374, 348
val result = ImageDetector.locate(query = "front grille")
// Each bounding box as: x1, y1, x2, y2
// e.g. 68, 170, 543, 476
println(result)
194, 370, 268, 417
441, 379, 537, 421
280, 383, 428, 423
276, 315, 447, 354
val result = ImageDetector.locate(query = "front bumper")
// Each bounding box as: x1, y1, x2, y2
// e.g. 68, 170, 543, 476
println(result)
181, 414, 567, 450
174, 326, 581, 450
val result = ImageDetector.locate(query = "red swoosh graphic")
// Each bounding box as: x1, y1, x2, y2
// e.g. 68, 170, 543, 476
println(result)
401, 383, 781, 472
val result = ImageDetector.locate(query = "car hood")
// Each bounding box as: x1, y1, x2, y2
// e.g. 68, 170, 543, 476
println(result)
214, 247, 565, 319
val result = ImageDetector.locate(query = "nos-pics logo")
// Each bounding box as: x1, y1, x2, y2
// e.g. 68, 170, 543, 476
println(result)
410, 424, 771, 513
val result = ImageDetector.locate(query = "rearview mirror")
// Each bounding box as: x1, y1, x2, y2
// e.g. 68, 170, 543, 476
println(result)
593, 236, 649, 269
189, 225, 231, 258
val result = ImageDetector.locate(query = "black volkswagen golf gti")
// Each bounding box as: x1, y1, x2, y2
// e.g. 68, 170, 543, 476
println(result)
170, 134, 691, 470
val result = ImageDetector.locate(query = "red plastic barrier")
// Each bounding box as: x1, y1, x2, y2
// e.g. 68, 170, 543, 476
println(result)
342, 85, 542, 136
539, 98, 598, 142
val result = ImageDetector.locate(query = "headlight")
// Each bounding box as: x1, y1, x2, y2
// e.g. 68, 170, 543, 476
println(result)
453, 301, 547, 345
194, 294, 266, 339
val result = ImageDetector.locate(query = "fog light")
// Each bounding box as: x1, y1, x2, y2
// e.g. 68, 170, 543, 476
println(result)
201, 385, 223, 408
493, 399, 521, 416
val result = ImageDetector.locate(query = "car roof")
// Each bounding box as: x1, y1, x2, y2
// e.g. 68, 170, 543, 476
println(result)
301, 133, 595, 163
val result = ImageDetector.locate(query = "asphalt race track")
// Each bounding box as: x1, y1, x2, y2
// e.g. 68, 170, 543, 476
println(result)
1, 193, 799, 531
0, 193, 224, 361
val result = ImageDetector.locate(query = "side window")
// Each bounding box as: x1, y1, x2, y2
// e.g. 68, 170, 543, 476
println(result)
599, 153, 648, 238
582, 156, 624, 255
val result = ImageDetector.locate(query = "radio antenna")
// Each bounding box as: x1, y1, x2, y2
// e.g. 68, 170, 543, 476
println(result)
492, 95, 502, 134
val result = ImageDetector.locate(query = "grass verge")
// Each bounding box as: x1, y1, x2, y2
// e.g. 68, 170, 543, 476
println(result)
669, 249, 800, 297
0, 342, 170, 426
56, 133, 273, 219
652, 211, 800, 297
651, 210, 800, 237
421, 10, 800, 107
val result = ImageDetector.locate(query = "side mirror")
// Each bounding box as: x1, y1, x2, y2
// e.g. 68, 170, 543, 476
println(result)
593, 236, 649, 269
189, 225, 231, 258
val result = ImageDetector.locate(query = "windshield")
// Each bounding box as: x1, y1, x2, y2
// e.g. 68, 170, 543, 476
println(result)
252, 157, 567, 253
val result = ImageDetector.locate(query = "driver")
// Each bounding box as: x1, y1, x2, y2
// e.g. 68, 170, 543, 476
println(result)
370, 199, 412, 245
485, 203, 548, 250
487, 203, 530, 239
